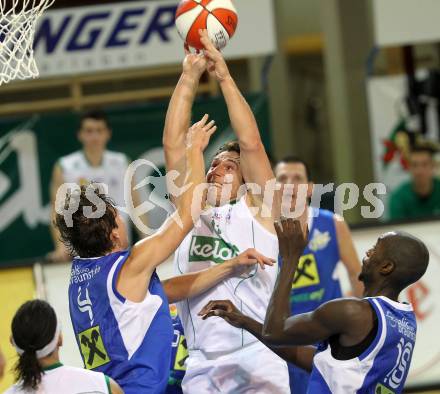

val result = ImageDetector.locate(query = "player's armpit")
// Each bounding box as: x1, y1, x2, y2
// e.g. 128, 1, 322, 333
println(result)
108, 376, 124, 394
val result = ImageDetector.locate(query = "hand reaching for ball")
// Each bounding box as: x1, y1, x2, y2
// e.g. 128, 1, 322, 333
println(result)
199, 29, 231, 83
182, 44, 207, 80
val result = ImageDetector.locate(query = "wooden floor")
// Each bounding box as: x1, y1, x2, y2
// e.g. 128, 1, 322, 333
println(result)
0, 267, 36, 392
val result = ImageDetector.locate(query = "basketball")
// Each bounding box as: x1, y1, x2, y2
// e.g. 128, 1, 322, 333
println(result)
175, 0, 238, 50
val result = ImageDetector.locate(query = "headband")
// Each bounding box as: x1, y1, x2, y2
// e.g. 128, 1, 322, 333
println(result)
12, 319, 61, 359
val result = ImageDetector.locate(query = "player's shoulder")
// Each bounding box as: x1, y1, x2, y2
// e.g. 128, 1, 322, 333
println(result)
58, 365, 106, 382
316, 207, 335, 220
105, 150, 130, 165
312, 207, 339, 228
58, 150, 83, 168
3, 384, 25, 394
61, 365, 105, 379
391, 180, 413, 199
318, 297, 371, 318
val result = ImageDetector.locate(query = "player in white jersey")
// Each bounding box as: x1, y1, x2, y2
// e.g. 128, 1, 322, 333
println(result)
47, 110, 146, 262
202, 219, 430, 394
5, 299, 123, 394
163, 30, 289, 393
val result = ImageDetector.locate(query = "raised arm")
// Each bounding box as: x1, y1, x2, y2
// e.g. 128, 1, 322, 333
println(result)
200, 30, 274, 195
163, 49, 208, 198
118, 117, 216, 297
163, 248, 274, 303
262, 219, 372, 347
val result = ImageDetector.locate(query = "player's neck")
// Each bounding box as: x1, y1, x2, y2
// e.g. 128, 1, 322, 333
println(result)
413, 178, 433, 197
39, 351, 61, 370
83, 148, 104, 167
363, 281, 400, 301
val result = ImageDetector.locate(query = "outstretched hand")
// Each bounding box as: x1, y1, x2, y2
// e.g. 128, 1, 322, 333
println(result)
227, 248, 275, 273
198, 300, 245, 328
199, 29, 230, 82
186, 114, 217, 152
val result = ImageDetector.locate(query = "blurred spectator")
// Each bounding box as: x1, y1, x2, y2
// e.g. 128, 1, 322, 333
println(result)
4, 299, 122, 394
389, 146, 440, 220
47, 109, 147, 262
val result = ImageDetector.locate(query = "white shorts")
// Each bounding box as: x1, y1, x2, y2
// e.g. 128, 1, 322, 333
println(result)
182, 341, 290, 394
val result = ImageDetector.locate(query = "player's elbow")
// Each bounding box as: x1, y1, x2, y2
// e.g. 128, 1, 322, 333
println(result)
261, 332, 287, 346
239, 137, 264, 153
162, 281, 180, 304
261, 327, 288, 346
162, 137, 178, 152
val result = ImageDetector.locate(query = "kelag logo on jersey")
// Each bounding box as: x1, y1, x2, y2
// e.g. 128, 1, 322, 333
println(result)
189, 236, 239, 264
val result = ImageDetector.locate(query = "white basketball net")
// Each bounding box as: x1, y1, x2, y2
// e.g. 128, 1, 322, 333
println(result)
0, 0, 54, 85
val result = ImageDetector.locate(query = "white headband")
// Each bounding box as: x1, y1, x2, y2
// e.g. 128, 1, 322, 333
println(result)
12, 319, 61, 359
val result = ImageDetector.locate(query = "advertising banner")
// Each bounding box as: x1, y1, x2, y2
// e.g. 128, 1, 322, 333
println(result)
33, 0, 276, 78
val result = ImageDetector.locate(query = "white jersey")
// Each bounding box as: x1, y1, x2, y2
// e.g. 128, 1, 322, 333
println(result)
59, 150, 128, 208
59, 150, 131, 236
4, 363, 110, 394
174, 196, 279, 354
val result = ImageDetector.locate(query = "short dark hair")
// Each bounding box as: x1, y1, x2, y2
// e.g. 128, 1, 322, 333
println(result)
410, 144, 437, 157
276, 156, 312, 180
80, 109, 110, 129
55, 184, 118, 258
215, 140, 240, 157
12, 300, 57, 390
382, 232, 429, 291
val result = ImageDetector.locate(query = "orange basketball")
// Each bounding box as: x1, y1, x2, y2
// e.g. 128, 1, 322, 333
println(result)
175, 0, 238, 50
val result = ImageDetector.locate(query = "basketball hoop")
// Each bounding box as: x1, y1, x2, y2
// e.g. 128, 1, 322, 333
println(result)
0, 0, 54, 85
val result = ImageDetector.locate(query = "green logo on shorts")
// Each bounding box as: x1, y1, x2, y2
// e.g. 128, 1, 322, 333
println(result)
78, 325, 110, 369
189, 236, 239, 264
375, 383, 395, 394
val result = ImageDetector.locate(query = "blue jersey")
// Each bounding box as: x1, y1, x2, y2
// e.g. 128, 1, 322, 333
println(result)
308, 296, 417, 394
68, 250, 173, 394
290, 208, 341, 315
165, 305, 188, 394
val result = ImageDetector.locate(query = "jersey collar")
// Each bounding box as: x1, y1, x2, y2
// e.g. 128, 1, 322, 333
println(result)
43, 362, 63, 371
